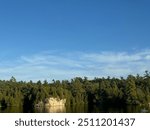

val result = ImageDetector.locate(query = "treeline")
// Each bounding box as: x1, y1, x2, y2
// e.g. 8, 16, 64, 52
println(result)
0, 71, 150, 108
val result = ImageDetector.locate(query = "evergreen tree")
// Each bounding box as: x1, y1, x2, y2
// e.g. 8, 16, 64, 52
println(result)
125, 75, 138, 104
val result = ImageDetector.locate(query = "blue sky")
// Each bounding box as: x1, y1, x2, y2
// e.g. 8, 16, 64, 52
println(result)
0, 0, 150, 81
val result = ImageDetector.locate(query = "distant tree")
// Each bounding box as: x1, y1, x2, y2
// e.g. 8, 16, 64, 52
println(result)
125, 75, 138, 104
10, 76, 16, 82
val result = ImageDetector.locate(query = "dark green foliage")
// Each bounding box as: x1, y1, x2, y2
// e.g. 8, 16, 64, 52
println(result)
125, 75, 138, 104
0, 71, 150, 108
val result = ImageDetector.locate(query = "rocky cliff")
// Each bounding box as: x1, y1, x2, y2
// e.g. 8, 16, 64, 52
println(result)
35, 97, 66, 107
45, 98, 66, 107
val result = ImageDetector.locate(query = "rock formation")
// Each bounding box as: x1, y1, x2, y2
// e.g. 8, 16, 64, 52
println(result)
45, 106, 66, 113
35, 97, 66, 108
45, 98, 66, 107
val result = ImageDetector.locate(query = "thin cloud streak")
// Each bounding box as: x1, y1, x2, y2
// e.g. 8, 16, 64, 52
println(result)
0, 50, 150, 81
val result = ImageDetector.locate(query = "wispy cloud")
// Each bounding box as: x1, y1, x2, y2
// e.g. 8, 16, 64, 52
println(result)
0, 50, 150, 81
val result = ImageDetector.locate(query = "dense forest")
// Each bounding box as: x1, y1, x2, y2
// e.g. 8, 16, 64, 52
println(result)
0, 71, 150, 109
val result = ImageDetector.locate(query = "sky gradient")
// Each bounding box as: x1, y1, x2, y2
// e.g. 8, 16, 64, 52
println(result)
0, 0, 150, 81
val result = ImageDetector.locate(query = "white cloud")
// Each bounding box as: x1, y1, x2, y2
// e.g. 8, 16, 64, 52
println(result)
0, 50, 150, 81
82, 52, 142, 63
145, 55, 150, 60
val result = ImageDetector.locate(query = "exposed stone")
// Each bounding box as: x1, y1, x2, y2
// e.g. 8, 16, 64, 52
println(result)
45, 97, 66, 107
35, 97, 66, 108
45, 106, 66, 113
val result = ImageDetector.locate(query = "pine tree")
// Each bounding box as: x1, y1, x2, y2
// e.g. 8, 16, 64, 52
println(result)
125, 75, 138, 104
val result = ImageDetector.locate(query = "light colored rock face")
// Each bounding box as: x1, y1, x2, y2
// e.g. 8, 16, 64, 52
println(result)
45, 98, 66, 107
45, 106, 66, 113
35, 105, 66, 113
